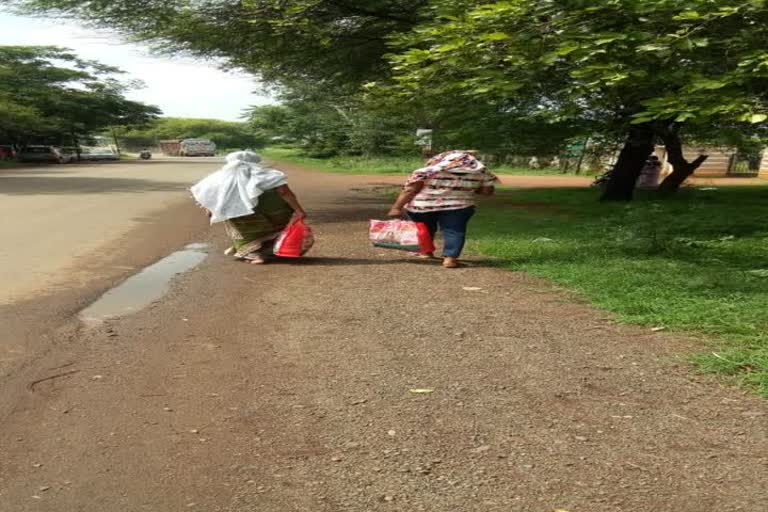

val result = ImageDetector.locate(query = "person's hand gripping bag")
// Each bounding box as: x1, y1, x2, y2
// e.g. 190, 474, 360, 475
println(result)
274, 218, 315, 258
369, 219, 435, 254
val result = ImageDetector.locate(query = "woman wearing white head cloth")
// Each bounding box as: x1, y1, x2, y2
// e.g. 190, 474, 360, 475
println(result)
191, 151, 307, 264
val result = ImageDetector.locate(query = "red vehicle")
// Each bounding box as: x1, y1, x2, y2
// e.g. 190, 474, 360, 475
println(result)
0, 145, 17, 159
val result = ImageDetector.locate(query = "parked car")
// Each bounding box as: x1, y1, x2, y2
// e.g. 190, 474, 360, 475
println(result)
80, 147, 120, 161
0, 145, 17, 159
18, 146, 70, 164
59, 147, 79, 163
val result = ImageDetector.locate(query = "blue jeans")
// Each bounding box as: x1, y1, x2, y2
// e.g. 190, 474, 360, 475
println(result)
407, 207, 476, 258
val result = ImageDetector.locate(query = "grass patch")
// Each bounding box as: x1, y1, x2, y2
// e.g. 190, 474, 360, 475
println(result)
469, 186, 768, 395
261, 146, 594, 176
261, 146, 422, 175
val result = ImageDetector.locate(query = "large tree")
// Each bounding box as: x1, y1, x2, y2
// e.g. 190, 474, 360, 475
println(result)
385, 0, 768, 199
0, 45, 160, 147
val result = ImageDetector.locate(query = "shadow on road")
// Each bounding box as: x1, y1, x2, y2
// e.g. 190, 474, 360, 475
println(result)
0, 176, 191, 195
0, 158, 220, 173
273, 256, 501, 268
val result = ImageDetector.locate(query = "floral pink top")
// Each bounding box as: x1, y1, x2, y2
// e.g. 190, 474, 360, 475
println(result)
405, 151, 497, 212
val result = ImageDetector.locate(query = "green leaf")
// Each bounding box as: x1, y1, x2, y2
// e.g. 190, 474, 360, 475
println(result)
691, 79, 728, 91
749, 113, 767, 124
692, 38, 710, 48
556, 44, 581, 56
541, 52, 560, 65
675, 112, 696, 122
676, 38, 695, 51
594, 37, 619, 46
480, 32, 510, 42
675, 11, 701, 20
631, 115, 656, 124
636, 44, 669, 53
435, 43, 462, 53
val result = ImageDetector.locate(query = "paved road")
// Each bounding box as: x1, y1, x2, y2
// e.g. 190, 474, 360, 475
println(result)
0, 160, 766, 511
0, 158, 221, 304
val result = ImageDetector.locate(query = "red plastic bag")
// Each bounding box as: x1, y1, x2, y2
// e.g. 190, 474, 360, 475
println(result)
274, 218, 315, 258
369, 219, 435, 254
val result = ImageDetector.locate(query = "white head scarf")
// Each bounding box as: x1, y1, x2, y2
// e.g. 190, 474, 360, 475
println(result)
191, 151, 288, 224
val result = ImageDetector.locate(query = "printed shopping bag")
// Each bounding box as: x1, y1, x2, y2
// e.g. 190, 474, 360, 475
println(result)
274, 218, 315, 258
369, 219, 435, 254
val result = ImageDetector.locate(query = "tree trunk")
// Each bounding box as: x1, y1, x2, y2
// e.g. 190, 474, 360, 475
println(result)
657, 128, 708, 193
110, 127, 122, 156
601, 125, 655, 201
71, 129, 81, 162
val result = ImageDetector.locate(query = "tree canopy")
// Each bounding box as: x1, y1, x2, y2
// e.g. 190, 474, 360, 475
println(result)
12, 0, 429, 86
385, 0, 768, 196
389, 1, 768, 125
12, 0, 768, 196
0, 45, 160, 146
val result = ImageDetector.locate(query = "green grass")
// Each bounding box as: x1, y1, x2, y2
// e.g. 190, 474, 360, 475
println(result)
469, 186, 768, 396
261, 146, 422, 175
260, 146, 594, 176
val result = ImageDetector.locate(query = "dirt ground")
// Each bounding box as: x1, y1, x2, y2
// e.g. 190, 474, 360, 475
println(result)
0, 161, 766, 511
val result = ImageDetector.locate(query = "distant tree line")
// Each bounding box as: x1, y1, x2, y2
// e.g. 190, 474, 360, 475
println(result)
116, 117, 267, 151
0, 45, 160, 149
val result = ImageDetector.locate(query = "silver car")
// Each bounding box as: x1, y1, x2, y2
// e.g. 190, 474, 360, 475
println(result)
80, 147, 120, 161
18, 145, 72, 164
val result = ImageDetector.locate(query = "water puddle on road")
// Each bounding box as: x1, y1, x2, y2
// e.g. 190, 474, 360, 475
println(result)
79, 243, 209, 326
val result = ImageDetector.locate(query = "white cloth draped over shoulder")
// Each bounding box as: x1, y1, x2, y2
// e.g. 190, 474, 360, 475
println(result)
190, 151, 288, 224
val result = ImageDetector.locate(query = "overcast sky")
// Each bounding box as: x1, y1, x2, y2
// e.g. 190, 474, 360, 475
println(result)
0, 11, 275, 121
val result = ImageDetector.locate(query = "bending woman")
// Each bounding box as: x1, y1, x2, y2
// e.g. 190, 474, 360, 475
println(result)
191, 151, 306, 264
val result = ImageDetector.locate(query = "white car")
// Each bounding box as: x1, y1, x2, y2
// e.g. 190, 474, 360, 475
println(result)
81, 147, 120, 161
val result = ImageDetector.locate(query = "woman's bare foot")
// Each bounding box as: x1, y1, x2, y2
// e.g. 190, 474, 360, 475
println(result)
224, 247, 235, 256
416, 252, 437, 259
443, 257, 460, 269
248, 257, 266, 265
